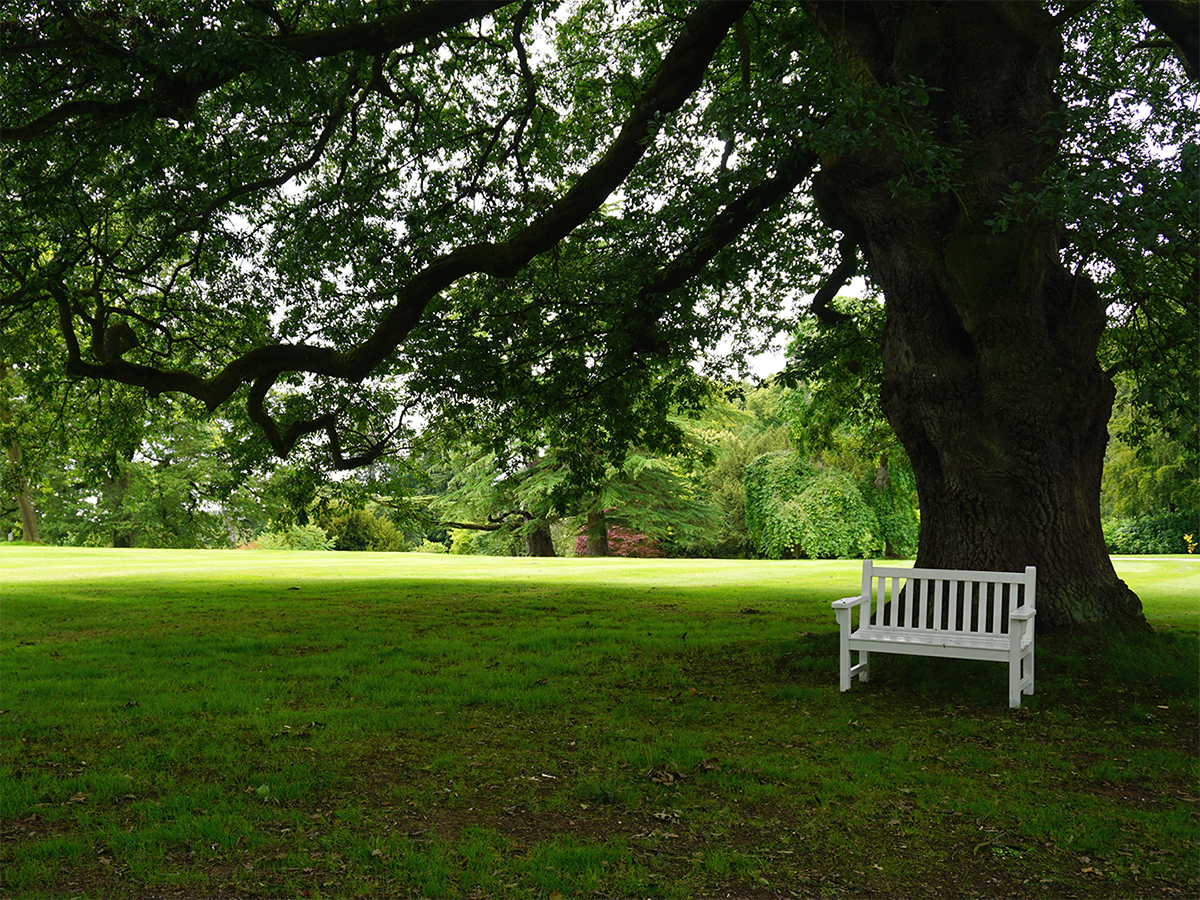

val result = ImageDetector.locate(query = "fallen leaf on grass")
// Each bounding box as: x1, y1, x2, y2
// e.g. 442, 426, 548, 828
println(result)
647, 764, 686, 785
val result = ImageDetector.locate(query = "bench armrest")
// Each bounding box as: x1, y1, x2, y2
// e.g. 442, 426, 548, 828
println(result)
1009, 606, 1036, 621
831, 594, 869, 610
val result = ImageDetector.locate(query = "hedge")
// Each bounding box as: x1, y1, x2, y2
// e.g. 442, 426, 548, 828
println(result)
1103, 512, 1199, 554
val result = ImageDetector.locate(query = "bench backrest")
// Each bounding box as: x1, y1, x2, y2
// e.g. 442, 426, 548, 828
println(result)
858, 561, 1036, 636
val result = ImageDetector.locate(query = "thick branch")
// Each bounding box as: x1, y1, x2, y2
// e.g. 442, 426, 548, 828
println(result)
58, 2, 751, 461
1133, 0, 1199, 79
2, 1, 513, 140
305, 0, 755, 379
811, 236, 858, 325
440, 509, 534, 532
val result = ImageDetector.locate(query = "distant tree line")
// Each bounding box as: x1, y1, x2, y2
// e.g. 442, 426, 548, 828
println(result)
4, 336, 1192, 556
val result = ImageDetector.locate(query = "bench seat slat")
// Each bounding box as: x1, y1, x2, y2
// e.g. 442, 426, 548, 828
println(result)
850, 626, 1032, 652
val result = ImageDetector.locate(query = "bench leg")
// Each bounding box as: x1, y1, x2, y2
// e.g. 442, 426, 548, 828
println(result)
840, 644, 870, 692
839, 633, 852, 692
1009, 645, 1035, 708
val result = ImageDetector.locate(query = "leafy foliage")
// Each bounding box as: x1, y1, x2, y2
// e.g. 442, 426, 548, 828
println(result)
1053, 1, 1199, 448
3, 0, 817, 486
324, 507, 405, 552
679, 384, 791, 558
859, 462, 919, 559
574, 522, 665, 558
1102, 377, 1197, 520
448, 526, 519, 557
1104, 513, 1200, 555
253, 524, 334, 551
743, 450, 879, 560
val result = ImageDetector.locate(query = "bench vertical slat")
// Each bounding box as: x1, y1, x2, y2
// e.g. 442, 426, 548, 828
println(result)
991, 583, 1003, 634
861, 560, 874, 632
917, 578, 930, 630
1024, 565, 1036, 698
932, 579, 945, 632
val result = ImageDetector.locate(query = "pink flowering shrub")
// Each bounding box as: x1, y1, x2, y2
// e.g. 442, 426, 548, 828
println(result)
575, 522, 665, 557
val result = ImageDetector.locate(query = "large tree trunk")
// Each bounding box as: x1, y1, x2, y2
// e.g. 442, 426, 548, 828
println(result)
579, 511, 610, 557
107, 468, 134, 548
1, 364, 39, 542
805, 1, 1145, 629
6, 445, 39, 543
524, 523, 556, 557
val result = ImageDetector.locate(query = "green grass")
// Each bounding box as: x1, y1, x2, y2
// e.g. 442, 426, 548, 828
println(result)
2, 546, 1197, 898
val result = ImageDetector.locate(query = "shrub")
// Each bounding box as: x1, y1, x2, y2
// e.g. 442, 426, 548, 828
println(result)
326, 508, 405, 552
411, 539, 448, 553
449, 528, 480, 555
791, 472, 880, 559
448, 528, 519, 556
573, 522, 665, 558
254, 524, 334, 551
744, 451, 880, 559
860, 464, 919, 558
1103, 512, 1200, 554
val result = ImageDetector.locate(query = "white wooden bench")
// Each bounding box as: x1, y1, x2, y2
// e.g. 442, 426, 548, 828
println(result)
832, 561, 1037, 708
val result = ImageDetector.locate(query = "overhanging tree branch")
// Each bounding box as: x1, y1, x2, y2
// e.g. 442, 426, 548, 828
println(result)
56, 1, 752, 461
811, 235, 858, 326
1, 2, 514, 140
1133, 0, 1199, 79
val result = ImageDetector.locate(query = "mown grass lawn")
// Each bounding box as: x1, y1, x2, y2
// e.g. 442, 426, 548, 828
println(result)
2, 546, 1196, 899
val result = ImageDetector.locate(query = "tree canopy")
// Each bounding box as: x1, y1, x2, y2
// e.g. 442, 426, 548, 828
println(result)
2, 1, 1195, 627
3, 0, 815, 474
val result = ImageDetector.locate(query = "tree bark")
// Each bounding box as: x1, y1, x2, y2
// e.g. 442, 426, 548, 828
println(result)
1, 364, 39, 542
107, 468, 134, 548
805, 1, 1146, 630
5, 443, 39, 543
524, 524, 556, 557
580, 511, 610, 557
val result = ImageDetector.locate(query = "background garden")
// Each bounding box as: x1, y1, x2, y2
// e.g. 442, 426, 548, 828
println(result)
4, 358, 1195, 562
